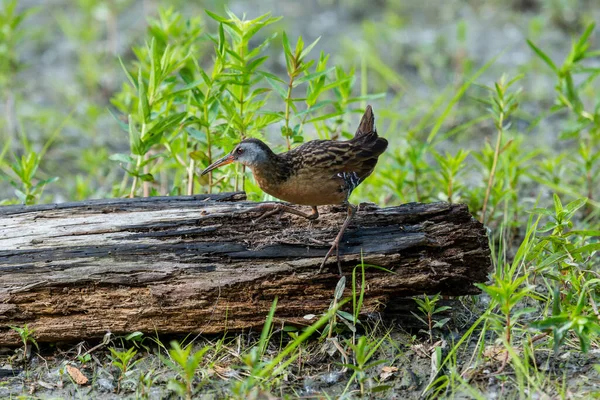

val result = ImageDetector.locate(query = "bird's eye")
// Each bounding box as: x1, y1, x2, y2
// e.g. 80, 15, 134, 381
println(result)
237, 148, 244, 155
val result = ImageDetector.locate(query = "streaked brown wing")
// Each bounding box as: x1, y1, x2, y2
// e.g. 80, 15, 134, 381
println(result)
286, 139, 386, 181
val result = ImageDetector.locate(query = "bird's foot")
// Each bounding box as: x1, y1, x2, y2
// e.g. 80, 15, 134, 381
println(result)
252, 204, 284, 224
316, 238, 343, 276
252, 203, 318, 224
315, 203, 356, 276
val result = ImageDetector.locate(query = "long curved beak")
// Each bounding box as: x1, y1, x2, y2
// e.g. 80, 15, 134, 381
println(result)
201, 153, 235, 176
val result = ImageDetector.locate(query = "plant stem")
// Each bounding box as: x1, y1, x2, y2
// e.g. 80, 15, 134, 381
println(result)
143, 153, 149, 197
284, 75, 294, 151
203, 94, 213, 194
129, 155, 142, 198
238, 43, 247, 192
481, 111, 504, 224
428, 312, 433, 343
414, 167, 421, 202
187, 156, 195, 196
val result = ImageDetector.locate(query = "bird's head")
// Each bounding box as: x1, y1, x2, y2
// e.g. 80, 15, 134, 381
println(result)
201, 138, 273, 175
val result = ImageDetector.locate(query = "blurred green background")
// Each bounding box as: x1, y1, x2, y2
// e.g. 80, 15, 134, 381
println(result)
1, 0, 599, 227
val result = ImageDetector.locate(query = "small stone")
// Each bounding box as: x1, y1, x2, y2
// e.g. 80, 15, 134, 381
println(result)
96, 378, 115, 392
320, 371, 342, 384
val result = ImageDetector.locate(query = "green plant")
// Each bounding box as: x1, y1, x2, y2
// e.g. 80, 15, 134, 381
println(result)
233, 296, 347, 397
411, 294, 452, 343
109, 7, 380, 202
5, 151, 56, 205
323, 276, 350, 339
163, 341, 210, 400
108, 346, 140, 393
1, 119, 65, 204
0, 0, 36, 121
432, 149, 470, 203
476, 272, 535, 371
527, 22, 600, 213
136, 369, 158, 400
3, 3, 600, 398
76, 353, 92, 365
477, 73, 523, 225
10, 324, 38, 363
0, 0, 33, 80
341, 334, 389, 396
526, 195, 600, 352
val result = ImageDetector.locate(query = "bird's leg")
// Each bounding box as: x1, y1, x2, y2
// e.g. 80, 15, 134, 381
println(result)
253, 204, 319, 224
317, 203, 357, 275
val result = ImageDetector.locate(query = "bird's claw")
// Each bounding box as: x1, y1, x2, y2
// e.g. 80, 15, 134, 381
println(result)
316, 240, 343, 276
251, 204, 282, 224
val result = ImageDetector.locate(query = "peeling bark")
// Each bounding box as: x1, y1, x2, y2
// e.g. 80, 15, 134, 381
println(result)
0, 193, 491, 345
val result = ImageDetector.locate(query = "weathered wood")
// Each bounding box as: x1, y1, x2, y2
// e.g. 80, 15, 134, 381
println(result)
0, 193, 491, 345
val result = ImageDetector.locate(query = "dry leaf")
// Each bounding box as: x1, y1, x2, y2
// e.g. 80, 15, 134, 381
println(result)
66, 364, 89, 385
379, 366, 398, 381
483, 345, 510, 363
411, 340, 447, 358
37, 380, 55, 390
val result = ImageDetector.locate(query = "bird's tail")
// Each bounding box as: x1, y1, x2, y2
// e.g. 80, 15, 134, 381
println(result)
354, 105, 376, 138
353, 105, 388, 155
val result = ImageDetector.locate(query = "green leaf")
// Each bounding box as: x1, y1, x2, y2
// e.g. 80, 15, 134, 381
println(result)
570, 243, 600, 255
434, 306, 452, 314
528, 207, 553, 216
433, 318, 451, 329
427, 53, 498, 143
553, 193, 563, 214
527, 39, 559, 74
205, 9, 237, 31
282, 31, 293, 71
137, 68, 150, 122
363, 359, 389, 370
108, 108, 129, 132
575, 22, 595, 56
334, 276, 346, 300
218, 23, 225, 55
294, 67, 335, 85
189, 150, 207, 162
336, 310, 356, 323
564, 197, 587, 216
371, 385, 393, 393
159, 79, 205, 102
262, 75, 287, 99
294, 35, 304, 58
125, 332, 144, 342
148, 39, 157, 98
128, 116, 142, 156
410, 311, 428, 327
145, 112, 187, 139
299, 36, 321, 60
139, 173, 154, 182
247, 56, 269, 72
530, 315, 570, 331
118, 56, 137, 89
109, 153, 135, 164
565, 230, 600, 237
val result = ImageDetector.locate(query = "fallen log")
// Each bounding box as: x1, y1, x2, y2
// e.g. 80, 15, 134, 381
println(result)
0, 193, 490, 345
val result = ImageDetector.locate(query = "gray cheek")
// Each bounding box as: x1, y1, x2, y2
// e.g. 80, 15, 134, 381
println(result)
240, 155, 256, 167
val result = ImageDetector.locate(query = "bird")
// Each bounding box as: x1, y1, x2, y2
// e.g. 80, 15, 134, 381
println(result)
201, 105, 388, 275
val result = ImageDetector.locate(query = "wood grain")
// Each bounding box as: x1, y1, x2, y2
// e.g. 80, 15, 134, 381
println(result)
0, 193, 491, 345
